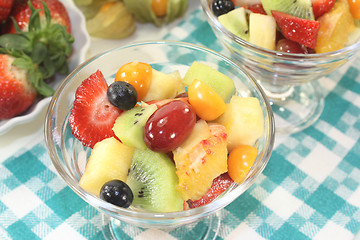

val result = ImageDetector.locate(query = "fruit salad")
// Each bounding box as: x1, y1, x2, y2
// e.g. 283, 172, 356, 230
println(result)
212, 0, 360, 53
69, 61, 265, 212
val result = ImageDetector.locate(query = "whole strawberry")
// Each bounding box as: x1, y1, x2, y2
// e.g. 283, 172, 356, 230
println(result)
0, 1, 73, 119
2, 0, 71, 34
0, 0, 15, 22
0, 54, 37, 119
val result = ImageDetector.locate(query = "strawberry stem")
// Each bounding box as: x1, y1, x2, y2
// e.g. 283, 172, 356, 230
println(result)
0, 0, 74, 97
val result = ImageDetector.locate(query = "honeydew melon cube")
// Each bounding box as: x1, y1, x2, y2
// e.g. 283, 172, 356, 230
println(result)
182, 62, 235, 103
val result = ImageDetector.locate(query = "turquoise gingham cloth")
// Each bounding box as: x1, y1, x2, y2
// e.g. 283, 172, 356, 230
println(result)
1, 7, 360, 240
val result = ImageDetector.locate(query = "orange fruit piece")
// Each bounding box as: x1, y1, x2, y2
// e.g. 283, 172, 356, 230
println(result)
173, 123, 228, 201
315, 0, 355, 53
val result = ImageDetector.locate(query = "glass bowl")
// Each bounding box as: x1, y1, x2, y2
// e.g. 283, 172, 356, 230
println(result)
44, 41, 274, 239
200, 0, 360, 134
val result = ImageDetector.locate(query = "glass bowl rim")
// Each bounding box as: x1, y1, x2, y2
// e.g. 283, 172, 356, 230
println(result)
44, 40, 275, 221
200, 0, 360, 60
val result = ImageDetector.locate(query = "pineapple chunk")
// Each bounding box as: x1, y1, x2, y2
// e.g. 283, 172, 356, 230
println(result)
249, 13, 277, 50
79, 137, 134, 196
315, 0, 355, 53
215, 96, 264, 151
143, 69, 183, 102
174, 123, 228, 201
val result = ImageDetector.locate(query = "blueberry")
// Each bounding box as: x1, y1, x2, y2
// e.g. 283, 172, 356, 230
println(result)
107, 81, 138, 110
100, 180, 133, 208
211, 0, 235, 17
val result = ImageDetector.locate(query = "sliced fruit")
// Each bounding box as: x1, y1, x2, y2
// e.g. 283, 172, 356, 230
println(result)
227, 145, 258, 182
187, 173, 234, 208
69, 70, 123, 149
249, 12, 277, 50
112, 104, 157, 149
248, 3, 266, 15
347, 26, 360, 45
79, 137, 134, 196
271, 10, 320, 49
143, 69, 183, 102
215, 96, 264, 151
126, 148, 183, 212
144, 100, 196, 152
312, 0, 336, 18
315, 0, 356, 53
261, 0, 314, 20
146, 96, 189, 108
188, 79, 226, 121
86, 1, 136, 39
182, 62, 235, 102
176, 119, 211, 153
218, 7, 249, 41
174, 123, 228, 201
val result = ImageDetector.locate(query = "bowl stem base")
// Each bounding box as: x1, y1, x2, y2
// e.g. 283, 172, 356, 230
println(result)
259, 81, 324, 135
101, 211, 223, 240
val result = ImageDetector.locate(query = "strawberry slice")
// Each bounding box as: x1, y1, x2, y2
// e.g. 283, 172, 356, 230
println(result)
248, 4, 266, 15
69, 70, 122, 148
271, 10, 320, 49
187, 173, 234, 208
312, 0, 335, 18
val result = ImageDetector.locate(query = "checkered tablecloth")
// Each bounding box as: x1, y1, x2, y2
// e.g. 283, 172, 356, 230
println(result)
1, 7, 360, 240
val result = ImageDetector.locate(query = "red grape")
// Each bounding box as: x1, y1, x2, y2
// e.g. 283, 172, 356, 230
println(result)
144, 100, 196, 152
277, 39, 307, 54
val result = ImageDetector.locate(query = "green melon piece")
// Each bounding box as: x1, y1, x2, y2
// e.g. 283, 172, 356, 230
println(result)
112, 105, 157, 149
182, 62, 236, 102
261, 0, 314, 20
218, 7, 249, 41
126, 148, 183, 212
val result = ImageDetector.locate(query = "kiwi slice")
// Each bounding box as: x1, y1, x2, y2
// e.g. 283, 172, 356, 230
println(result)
218, 7, 249, 41
112, 105, 157, 150
261, 0, 314, 20
126, 148, 183, 212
